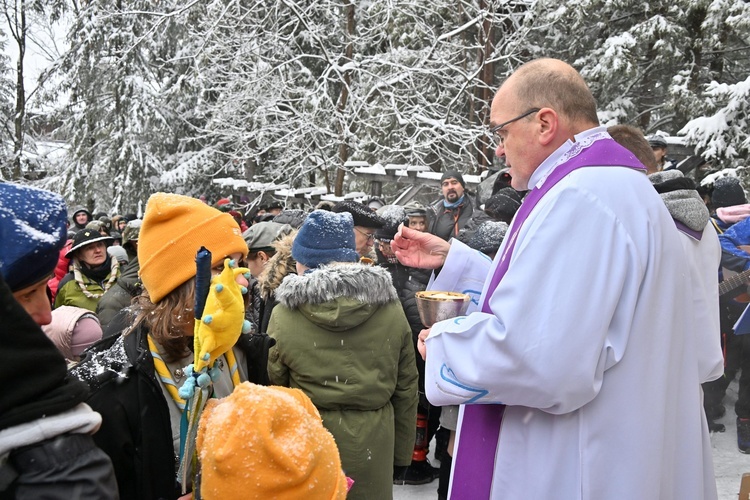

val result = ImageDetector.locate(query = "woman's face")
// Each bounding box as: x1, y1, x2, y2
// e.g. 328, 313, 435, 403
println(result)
408, 216, 427, 232
78, 241, 108, 267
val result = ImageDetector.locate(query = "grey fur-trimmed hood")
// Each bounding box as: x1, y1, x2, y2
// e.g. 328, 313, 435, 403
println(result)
276, 262, 398, 309
660, 190, 709, 232
649, 169, 709, 232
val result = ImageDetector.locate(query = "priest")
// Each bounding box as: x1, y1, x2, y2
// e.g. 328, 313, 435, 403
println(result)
392, 58, 722, 500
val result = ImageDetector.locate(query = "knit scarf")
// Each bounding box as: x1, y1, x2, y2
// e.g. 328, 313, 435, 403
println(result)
73, 256, 119, 299
148, 335, 241, 413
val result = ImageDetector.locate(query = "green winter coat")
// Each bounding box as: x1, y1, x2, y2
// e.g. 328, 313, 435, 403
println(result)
268, 263, 418, 500
55, 260, 119, 313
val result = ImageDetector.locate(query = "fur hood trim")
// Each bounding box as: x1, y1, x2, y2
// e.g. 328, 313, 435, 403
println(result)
258, 229, 297, 298
276, 263, 398, 309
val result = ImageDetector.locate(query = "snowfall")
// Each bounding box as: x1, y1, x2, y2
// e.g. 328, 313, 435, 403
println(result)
393, 377, 750, 500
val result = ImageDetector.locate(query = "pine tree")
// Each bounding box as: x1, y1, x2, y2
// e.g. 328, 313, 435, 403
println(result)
50, 0, 195, 213
0, 27, 16, 180
528, 0, 750, 141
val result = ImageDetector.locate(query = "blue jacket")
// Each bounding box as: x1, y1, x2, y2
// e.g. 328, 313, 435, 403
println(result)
718, 216, 750, 271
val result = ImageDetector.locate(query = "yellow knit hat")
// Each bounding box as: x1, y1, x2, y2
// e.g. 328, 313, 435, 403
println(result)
138, 193, 247, 303
197, 382, 348, 500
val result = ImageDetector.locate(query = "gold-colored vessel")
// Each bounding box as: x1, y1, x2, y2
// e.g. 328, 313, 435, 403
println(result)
415, 291, 471, 327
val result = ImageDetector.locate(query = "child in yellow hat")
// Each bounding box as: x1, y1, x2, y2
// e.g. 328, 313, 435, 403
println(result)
197, 382, 349, 499
71, 193, 263, 500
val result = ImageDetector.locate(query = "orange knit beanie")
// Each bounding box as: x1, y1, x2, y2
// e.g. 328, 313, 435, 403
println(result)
138, 193, 247, 303
197, 382, 347, 500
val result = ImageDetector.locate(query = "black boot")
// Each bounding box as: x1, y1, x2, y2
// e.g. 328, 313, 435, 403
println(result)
437, 454, 452, 500
393, 459, 439, 485
708, 420, 726, 433
434, 426, 450, 462
706, 406, 726, 432
738, 418, 750, 453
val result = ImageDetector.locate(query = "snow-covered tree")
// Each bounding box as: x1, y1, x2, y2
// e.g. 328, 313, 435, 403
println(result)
0, 26, 16, 179
528, 0, 750, 140
50, 0, 749, 207
1, 0, 65, 181
47, 0, 201, 213
680, 75, 750, 166
180, 0, 535, 197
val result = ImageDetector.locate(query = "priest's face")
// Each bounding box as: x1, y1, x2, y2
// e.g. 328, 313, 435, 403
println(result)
490, 84, 542, 191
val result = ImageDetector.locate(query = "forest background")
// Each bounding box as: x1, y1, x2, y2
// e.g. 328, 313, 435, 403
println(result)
1, 0, 748, 214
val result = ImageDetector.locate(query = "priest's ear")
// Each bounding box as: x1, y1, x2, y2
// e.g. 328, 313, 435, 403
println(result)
536, 107, 559, 147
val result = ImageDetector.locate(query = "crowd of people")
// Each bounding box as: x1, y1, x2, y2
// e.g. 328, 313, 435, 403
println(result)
1, 57, 748, 500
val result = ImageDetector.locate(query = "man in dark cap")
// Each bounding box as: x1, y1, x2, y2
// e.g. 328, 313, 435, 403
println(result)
332, 200, 385, 258
647, 134, 676, 171
266, 200, 284, 217
428, 170, 474, 240
69, 206, 92, 234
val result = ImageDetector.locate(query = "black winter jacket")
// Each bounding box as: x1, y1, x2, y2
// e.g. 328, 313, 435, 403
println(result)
2, 433, 117, 500
96, 258, 141, 331
398, 267, 432, 337
428, 196, 474, 241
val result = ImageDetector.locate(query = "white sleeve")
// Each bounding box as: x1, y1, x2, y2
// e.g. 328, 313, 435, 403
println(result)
427, 239, 495, 314
424, 187, 644, 414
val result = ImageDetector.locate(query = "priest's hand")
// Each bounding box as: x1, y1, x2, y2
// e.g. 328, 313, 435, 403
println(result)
417, 328, 430, 360
392, 225, 450, 269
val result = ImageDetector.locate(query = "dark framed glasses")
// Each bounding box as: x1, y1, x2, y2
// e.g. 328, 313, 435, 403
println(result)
490, 108, 541, 143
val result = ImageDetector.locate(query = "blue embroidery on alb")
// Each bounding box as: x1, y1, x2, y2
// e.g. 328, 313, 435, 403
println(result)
462, 289, 481, 306
440, 364, 489, 403
453, 316, 466, 325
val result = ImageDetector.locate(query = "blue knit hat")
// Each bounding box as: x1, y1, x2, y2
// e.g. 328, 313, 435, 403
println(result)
292, 210, 359, 269
0, 183, 67, 291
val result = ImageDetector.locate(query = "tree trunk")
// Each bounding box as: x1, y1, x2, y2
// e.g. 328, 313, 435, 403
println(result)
334, 1, 355, 196
10, 0, 26, 180
245, 138, 257, 180
475, 0, 495, 172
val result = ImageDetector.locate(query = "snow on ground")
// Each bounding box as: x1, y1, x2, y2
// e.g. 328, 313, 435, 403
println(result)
394, 377, 750, 500
712, 377, 750, 499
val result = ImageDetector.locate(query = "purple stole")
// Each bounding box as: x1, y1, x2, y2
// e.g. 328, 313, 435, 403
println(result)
449, 137, 645, 499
